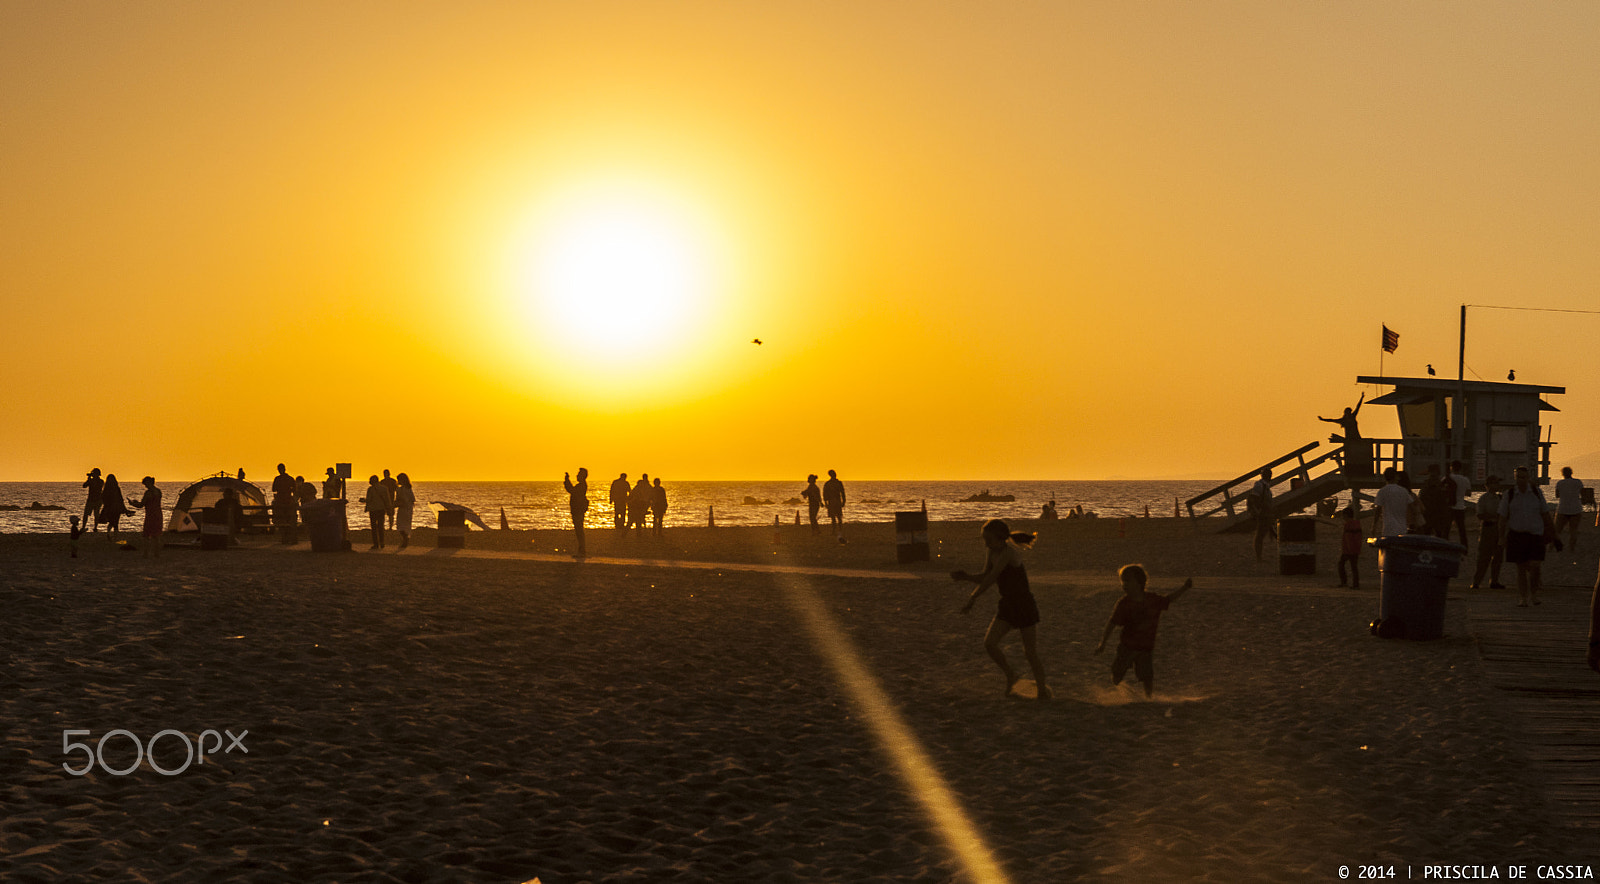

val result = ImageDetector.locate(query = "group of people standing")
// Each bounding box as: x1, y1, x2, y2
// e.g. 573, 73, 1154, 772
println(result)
78, 467, 164, 558
353, 468, 416, 550
799, 470, 847, 538
607, 473, 669, 536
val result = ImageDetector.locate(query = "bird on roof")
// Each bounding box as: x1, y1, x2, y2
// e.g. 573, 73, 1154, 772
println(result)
751, 338, 762, 345
1507, 369, 1516, 381
1426, 364, 1435, 376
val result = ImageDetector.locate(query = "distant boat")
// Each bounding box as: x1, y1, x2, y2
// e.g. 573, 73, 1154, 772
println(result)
958, 490, 1015, 503
741, 496, 774, 506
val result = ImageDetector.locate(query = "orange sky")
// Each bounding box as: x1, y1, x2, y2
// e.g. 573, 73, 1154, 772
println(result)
3, 3, 1597, 482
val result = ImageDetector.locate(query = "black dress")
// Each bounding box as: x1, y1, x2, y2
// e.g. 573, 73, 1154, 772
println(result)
995, 561, 1041, 629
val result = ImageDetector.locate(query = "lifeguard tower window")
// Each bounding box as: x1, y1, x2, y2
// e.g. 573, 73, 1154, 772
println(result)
1490, 424, 1529, 453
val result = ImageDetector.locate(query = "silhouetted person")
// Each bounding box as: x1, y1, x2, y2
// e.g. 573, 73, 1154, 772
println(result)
1096, 565, 1193, 699
130, 475, 163, 559
800, 474, 822, 534
381, 470, 400, 529
272, 463, 297, 531
609, 473, 630, 529
1448, 461, 1472, 548
1247, 468, 1274, 561
564, 468, 589, 558
69, 515, 82, 558
296, 475, 317, 508
237, 467, 246, 481
99, 474, 131, 537
1555, 466, 1584, 556
629, 475, 651, 532
1337, 505, 1363, 588
1500, 466, 1549, 607
362, 475, 391, 550
1372, 467, 1416, 538
323, 467, 343, 500
953, 519, 1051, 701
1319, 393, 1369, 476
1420, 464, 1453, 538
1471, 476, 1506, 590
1041, 499, 1059, 520
213, 488, 241, 540
82, 468, 104, 532
651, 478, 667, 536
823, 469, 846, 538
395, 472, 416, 550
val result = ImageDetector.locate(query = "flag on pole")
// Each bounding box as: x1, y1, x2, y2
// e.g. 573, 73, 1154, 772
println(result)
1382, 325, 1399, 353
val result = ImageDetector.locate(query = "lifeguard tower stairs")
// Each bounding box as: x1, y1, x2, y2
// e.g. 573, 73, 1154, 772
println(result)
1183, 441, 1386, 533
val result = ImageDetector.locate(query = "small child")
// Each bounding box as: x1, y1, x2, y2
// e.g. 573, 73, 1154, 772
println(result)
69, 515, 82, 558
1338, 505, 1364, 589
1095, 565, 1192, 698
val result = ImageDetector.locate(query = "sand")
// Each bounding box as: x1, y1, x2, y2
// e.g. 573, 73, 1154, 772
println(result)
3, 517, 1597, 882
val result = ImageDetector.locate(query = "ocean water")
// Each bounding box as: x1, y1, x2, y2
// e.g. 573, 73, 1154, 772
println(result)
0, 478, 1220, 534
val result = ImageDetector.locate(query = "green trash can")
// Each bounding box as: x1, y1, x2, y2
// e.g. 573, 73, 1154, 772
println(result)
1373, 534, 1466, 641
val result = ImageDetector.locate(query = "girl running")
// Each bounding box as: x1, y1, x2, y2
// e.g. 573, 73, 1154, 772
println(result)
953, 519, 1051, 700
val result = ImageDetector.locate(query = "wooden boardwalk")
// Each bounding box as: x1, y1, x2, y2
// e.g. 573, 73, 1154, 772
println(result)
1463, 586, 1600, 831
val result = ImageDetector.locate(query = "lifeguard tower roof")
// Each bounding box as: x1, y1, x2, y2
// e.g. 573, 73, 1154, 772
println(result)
1356, 375, 1565, 485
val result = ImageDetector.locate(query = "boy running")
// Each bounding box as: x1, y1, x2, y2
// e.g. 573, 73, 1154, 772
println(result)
1096, 565, 1193, 698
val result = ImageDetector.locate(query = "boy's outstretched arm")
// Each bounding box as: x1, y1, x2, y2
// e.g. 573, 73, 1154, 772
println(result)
1167, 578, 1195, 603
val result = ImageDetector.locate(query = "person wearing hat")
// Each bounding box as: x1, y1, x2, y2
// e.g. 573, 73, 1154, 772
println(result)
81, 468, 104, 532
800, 474, 822, 534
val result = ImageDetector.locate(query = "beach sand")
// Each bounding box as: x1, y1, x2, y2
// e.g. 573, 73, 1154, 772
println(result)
3, 517, 1596, 882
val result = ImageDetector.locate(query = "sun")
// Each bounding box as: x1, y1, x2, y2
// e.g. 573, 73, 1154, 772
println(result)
507, 183, 722, 369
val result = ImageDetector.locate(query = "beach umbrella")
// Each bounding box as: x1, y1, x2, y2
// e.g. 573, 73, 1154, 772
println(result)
428, 501, 489, 531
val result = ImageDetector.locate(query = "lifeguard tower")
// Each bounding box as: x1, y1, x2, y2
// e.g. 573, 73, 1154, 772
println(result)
1186, 375, 1565, 532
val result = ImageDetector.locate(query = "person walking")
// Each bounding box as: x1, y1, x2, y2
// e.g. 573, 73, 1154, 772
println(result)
1500, 466, 1551, 607
1555, 466, 1584, 556
564, 468, 589, 558
1471, 476, 1507, 590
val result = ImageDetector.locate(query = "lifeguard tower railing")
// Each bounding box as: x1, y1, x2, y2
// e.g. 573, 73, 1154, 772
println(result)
1185, 439, 1409, 533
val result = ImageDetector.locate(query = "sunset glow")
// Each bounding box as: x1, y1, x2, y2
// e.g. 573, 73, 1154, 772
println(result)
1, 3, 1596, 481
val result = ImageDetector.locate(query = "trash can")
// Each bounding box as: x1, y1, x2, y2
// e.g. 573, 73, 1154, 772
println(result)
199, 507, 230, 551
1372, 534, 1467, 640
438, 509, 467, 548
1278, 516, 1316, 575
303, 499, 347, 553
894, 510, 929, 563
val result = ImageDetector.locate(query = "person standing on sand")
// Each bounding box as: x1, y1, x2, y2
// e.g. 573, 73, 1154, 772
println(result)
630, 474, 652, 533
1372, 468, 1416, 539
362, 475, 391, 550
564, 467, 589, 558
394, 472, 416, 550
650, 477, 667, 536
953, 519, 1052, 701
609, 473, 630, 529
99, 474, 131, 537
69, 515, 83, 558
272, 463, 297, 536
1247, 468, 1274, 561
129, 475, 163, 559
1555, 466, 1584, 556
381, 470, 400, 530
323, 467, 343, 500
1471, 476, 1507, 590
823, 469, 846, 538
800, 474, 822, 534
1448, 461, 1473, 548
1500, 465, 1551, 607
1096, 565, 1192, 699
82, 468, 104, 532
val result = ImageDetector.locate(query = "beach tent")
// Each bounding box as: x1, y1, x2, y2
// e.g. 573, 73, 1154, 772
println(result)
167, 475, 268, 532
